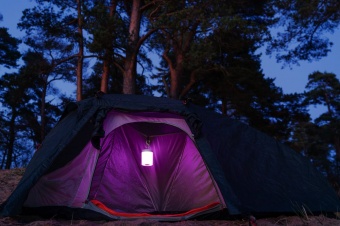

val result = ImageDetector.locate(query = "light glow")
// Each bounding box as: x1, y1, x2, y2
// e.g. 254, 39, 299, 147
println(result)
141, 149, 153, 166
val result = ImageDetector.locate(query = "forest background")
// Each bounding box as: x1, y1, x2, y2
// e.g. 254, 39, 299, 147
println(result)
0, 0, 340, 193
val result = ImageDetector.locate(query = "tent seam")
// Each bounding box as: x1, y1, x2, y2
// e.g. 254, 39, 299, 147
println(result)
163, 137, 186, 211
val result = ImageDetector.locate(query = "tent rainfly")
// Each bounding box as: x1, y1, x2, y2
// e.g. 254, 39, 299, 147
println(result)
1, 94, 339, 221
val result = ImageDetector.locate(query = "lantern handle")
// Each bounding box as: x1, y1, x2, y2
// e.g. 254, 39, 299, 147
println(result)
146, 136, 150, 148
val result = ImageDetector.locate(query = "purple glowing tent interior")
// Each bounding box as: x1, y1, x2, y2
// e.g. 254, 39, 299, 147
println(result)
24, 111, 223, 214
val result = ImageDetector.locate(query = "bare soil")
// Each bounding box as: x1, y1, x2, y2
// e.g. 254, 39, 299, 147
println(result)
1, 168, 340, 226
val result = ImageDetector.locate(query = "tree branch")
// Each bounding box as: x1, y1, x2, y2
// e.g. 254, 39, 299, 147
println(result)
162, 47, 174, 71
137, 27, 158, 50
179, 69, 198, 99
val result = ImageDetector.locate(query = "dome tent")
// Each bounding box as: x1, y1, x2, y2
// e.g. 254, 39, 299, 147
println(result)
1, 94, 339, 221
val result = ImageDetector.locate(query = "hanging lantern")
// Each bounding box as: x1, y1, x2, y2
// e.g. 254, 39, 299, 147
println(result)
141, 137, 153, 166
141, 149, 153, 166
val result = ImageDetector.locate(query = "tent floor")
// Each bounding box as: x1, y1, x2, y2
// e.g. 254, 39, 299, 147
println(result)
90, 199, 222, 220
22, 201, 223, 221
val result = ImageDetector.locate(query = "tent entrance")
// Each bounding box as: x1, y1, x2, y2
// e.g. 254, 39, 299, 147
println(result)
23, 111, 224, 218
88, 111, 223, 215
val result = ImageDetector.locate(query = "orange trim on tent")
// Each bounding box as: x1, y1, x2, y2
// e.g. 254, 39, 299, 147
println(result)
90, 200, 220, 218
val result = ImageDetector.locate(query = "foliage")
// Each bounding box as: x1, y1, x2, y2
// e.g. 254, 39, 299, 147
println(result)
0, 73, 35, 168
269, 0, 340, 65
0, 27, 21, 68
302, 72, 340, 183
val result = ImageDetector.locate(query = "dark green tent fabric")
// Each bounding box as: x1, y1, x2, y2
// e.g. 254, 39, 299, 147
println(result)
191, 104, 339, 213
1, 94, 339, 217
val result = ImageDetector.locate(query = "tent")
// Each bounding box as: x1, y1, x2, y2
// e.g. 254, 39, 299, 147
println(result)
1, 94, 339, 221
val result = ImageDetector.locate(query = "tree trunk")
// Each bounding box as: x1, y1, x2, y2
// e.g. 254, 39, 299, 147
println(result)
100, 0, 117, 93
5, 109, 16, 169
40, 77, 47, 142
123, 0, 141, 94
101, 56, 110, 93
76, 0, 84, 101
123, 55, 138, 94
169, 53, 184, 99
1, 148, 7, 169
335, 136, 340, 159
163, 18, 198, 99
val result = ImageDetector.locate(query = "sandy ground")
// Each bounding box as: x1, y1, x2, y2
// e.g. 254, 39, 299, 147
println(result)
1, 168, 340, 226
